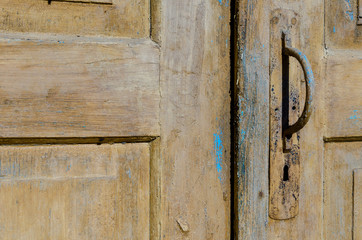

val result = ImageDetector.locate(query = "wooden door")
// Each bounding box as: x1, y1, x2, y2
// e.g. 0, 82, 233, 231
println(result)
0, 1, 231, 239
233, 0, 361, 239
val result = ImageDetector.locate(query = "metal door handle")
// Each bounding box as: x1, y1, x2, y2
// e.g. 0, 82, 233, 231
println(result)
283, 47, 315, 138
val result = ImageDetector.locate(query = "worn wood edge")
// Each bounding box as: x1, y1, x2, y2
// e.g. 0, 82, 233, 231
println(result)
150, 137, 162, 240
0, 137, 157, 145
150, 0, 162, 45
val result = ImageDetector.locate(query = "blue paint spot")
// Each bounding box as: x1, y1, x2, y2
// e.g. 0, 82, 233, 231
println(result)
217, 0, 222, 5
213, 129, 224, 183
240, 129, 246, 143
333, 26, 336, 33
126, 169, 132, 179
346, 11, 354, 20
349, 110, 359, 120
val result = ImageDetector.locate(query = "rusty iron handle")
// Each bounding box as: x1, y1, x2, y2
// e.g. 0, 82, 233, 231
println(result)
283, 46, 315, 137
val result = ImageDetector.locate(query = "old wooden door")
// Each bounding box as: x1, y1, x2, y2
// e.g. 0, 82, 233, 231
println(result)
0, 0, 231, 239
233, 0, 361, 239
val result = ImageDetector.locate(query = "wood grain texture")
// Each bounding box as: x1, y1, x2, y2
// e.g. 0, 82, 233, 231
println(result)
233, 0, 269, 238
0, 0, 149, 37
325, 50, 362, 138
159, 1, 231, 239
354, 169, 362, 240
0, 143, 150, 239
0, 35, 160, 138
324, 142, 362, 240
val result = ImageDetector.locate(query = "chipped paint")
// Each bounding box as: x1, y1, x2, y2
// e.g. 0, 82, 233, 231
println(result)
217, 0, 229, 7
213, 129, 224, 183
344, 0, 354, 21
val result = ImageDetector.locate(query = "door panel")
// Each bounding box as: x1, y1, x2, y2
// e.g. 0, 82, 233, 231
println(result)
325, 50, 362, 138
0, 34, 159, 137
0, 0, 150, 37
324, 143, 362, 240
0, 143, 150, 239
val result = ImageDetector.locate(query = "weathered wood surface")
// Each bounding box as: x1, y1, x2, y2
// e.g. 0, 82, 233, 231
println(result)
0, 34, 160, 137
325, 50, 362, 139
324, 142, 362, 240
354, 168, 362, 240
235, 0, 325, 239
0, 0, 149, 37
269, 10, 302, 220
233, 0, 269, 238
0, 0, 232, 238
325, 0, 362, 48
0, 143, 150, 239
159, 0, 231, 239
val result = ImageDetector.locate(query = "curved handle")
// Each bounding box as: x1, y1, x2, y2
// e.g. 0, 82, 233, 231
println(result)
283, 46, 315, 137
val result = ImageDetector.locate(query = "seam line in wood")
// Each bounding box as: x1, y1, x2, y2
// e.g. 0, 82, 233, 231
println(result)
0, 137, 158, 145
323, 136, 362, 143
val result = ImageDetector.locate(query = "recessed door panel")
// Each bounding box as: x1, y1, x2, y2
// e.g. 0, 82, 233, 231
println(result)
0, 143, 150, 239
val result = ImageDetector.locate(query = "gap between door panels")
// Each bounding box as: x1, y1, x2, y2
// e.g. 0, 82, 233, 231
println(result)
230, 0, 239, 239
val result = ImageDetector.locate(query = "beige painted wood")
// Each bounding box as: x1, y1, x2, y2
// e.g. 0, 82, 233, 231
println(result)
354, 169, 362, 240
324, 143, 362, 240
159, 1, 231, 239
0, 0, 149, 37
325, 50, 362, 139
0, 34, 160, 137
0, 143, 150, 239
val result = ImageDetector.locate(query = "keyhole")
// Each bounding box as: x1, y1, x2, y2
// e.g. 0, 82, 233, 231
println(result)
48, 0, 51, 5
283, 165, 289, 181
